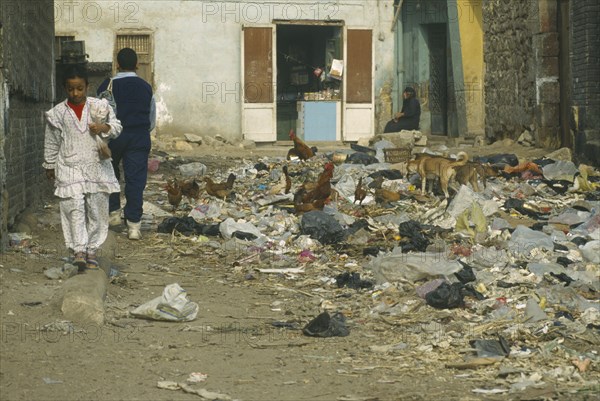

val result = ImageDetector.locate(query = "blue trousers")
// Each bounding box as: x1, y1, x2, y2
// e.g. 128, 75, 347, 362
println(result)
108, 131, 150, 223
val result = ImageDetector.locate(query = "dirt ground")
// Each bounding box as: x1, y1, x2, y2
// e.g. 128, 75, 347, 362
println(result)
1, 139, 597, 401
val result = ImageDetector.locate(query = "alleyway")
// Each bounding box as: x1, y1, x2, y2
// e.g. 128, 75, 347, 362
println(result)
1, 137, 599, 401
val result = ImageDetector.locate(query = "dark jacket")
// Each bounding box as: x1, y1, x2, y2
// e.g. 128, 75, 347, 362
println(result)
98, 76, 153, 134
400, 97, 421, 130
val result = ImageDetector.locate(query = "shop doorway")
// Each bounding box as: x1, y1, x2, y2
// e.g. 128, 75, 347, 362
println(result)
275, 23, 343, 141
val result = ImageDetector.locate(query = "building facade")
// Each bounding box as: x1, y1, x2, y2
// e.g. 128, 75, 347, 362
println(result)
55, 0, 397, 142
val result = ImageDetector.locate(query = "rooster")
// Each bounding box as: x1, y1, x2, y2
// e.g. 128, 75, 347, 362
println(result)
203, 173, 236, 200
298, 162, 334, 204
354, 177, 367, 205
293, 188, 325, 214
287, 129, 314, 161
180, 178, 200, 203
166, 178, 183, 210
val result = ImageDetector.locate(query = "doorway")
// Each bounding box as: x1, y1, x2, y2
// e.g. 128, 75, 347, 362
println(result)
275, 24, 343, 141
427, 24, 448, 135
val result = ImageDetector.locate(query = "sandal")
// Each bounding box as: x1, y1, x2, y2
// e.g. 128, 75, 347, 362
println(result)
86, 253, 99, 270
73, 252, 87, 268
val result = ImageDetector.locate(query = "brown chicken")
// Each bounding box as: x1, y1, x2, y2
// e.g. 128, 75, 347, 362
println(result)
354, 177, 367, 205
287, 129, 314, 161
203, 173, 236, 199
293, 188, 325, 214
166, 178, 183, 210
298, 162, 334, 204
180, 178, 200, 202
374, 188, 401, 203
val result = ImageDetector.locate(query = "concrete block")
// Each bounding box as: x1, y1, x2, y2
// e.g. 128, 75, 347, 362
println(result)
546, 147, 572, 162
535, 56, 559, 77
538, 81, 560, 104
537, 0, 558, 33
60, 270, 108, 326
535, 103, 559, 126
533, 33, 559, 57
370, 131, 418, 148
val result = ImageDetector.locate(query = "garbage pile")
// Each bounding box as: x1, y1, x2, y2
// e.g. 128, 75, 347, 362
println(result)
139, 143, 599, 395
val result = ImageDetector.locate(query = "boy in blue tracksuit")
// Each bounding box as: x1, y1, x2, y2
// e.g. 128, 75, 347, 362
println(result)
97, 48, 156, 239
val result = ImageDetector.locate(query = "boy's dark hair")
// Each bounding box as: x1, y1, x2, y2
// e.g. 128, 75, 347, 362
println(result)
117, 48, 137, 70
62, 64, 89, 85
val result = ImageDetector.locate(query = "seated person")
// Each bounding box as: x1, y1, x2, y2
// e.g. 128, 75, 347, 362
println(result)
384, 86, 421, 133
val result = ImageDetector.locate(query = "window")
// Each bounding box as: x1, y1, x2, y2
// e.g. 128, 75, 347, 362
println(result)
115, 34, 153, 86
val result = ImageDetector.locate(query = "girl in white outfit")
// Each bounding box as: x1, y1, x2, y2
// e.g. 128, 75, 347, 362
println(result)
43, 65, 122, 270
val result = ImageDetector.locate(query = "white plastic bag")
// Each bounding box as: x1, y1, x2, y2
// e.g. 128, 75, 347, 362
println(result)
131, 283, 199, 322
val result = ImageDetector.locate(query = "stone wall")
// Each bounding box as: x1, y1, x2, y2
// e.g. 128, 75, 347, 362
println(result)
0, 0, 55, 249
482, 1, 537, 141
571, 0, 600, 166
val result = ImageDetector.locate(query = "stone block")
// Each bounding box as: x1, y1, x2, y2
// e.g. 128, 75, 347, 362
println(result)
60, 270, 108, 325
538, 80, 560, 104
370, 131, 419, 148
535, 104, 559, 127
537, 0, 558, 33
546, 147, 572, 162
537, 126, 560, 148
535, 56, 559, 77
533, 32, 559, 57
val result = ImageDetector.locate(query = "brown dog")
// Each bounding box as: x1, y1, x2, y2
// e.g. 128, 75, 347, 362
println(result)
413, 152, 469, 198
455, 162, 498, 192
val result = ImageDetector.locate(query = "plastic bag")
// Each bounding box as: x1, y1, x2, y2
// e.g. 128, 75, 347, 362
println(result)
300, 211, 346, 245
303, 312, 349, 337
131, 283, 199, 322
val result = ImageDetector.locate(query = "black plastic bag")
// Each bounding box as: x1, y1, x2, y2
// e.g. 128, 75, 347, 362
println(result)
398, 220, 430, 253
303, 312, 350, 337
157, 217, 220, 237
300, 211, 346, 245
369, 169, 404, 180
473, 153, 519, 169
335, 272, 374, 290
346, 152, 379, 166
470, 335, 510, 358
425, 282, 465, 309
454, 261, 476, 284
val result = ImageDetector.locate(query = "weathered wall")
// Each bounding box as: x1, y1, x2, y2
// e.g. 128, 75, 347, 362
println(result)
571, 0, 600, 166
55, 0, 396, 141
482, 1, 537, 141
457, 0, 484, 137
0, 0, 55, 249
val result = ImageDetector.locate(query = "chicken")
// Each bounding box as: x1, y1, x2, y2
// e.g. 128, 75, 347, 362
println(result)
298, 162, 334, 204
180, 178, 200, 202
374, 188, 401, 203
354, 176, 367, 205
293, 188, 325, 214
166, 178, 183, 210
287, 129, 314, 161
203, 173, 236, 200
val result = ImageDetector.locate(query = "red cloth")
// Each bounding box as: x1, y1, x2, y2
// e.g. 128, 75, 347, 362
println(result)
67, 100, 85, 120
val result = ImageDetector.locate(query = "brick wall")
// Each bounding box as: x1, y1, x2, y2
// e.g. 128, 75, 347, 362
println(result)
0, 0, 55, 249
571, 0, 600, 166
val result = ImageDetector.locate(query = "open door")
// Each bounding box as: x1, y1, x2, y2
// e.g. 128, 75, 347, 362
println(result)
343, 28, 374, 141
242, 26, 276, 142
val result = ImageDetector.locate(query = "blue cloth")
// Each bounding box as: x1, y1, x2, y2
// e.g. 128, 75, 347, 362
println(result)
98, 72, 155, 223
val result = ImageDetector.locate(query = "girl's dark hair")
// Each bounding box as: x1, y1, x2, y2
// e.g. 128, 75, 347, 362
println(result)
62, 64, 89, 85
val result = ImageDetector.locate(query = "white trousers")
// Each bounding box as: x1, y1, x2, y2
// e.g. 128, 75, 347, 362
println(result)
59, 192, 109, 253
